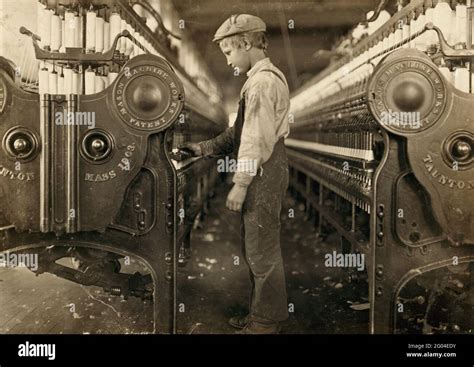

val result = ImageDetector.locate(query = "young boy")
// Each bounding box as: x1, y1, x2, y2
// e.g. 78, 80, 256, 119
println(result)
181, 14, 290, 334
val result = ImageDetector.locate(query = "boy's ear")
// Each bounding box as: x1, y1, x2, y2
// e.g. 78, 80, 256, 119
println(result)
241, 37, 252, 51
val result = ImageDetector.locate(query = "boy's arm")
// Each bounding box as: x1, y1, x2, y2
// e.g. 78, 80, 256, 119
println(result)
233, 76, 278, 187
199, 126, 235, 157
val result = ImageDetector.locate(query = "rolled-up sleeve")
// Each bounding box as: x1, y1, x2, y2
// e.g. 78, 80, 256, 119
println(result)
233, 75, 278, 187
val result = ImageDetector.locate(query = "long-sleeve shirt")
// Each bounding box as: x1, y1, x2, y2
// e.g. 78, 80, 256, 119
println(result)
199, 57, 290, 186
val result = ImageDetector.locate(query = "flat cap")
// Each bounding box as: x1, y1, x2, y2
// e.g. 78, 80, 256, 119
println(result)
213, 14, 266, 42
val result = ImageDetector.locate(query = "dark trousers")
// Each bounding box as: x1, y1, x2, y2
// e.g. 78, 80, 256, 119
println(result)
240, 138, 289, 323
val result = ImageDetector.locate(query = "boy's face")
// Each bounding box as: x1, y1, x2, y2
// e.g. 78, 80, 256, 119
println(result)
220, 42, 251, 74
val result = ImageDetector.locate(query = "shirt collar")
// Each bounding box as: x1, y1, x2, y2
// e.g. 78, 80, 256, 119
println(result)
246, 57, 271, 78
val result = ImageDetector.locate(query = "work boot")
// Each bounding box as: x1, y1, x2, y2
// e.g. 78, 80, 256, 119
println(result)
236, 321, 281, 334
228, 315, 250, 329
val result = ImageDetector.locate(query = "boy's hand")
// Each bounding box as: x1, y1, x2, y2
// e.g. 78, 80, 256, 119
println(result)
178, 142, 203, 157
226, 184, 248, 212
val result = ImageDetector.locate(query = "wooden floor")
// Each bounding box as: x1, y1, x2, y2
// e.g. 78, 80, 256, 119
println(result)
0, 265, 154, 334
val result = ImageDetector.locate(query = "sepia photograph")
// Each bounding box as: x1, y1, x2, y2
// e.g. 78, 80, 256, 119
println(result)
0, 0, 472, 362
